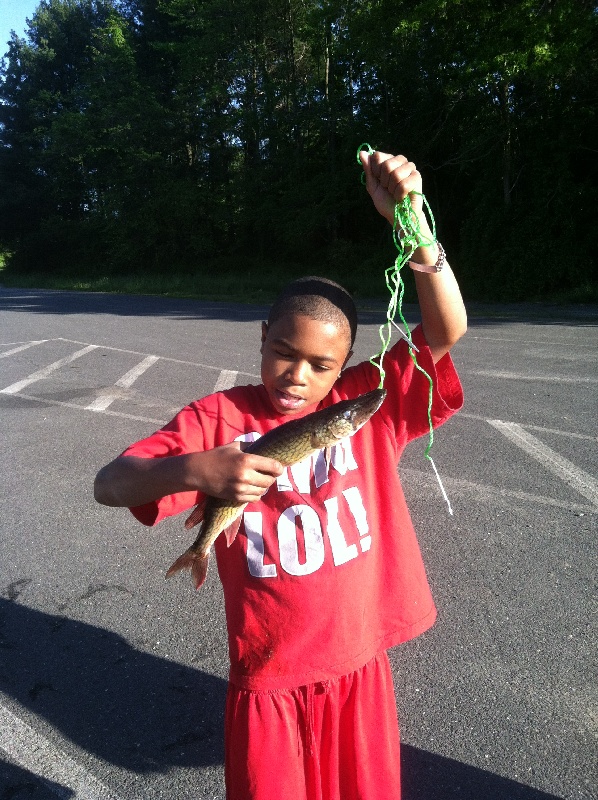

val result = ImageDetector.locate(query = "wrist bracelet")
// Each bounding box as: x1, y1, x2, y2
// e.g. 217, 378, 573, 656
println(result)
409, 242, 446, 273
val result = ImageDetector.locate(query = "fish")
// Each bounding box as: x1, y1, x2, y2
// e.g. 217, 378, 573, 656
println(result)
165, 387, 386, 589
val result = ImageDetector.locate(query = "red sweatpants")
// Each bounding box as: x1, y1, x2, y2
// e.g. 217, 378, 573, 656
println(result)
224, 651, 401, 800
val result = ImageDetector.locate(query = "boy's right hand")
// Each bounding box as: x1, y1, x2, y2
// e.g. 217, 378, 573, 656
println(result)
94, 446, 284, 509
184, 443, 284, 504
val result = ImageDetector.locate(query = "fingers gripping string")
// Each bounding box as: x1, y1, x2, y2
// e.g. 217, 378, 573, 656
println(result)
357, 143, 453, 515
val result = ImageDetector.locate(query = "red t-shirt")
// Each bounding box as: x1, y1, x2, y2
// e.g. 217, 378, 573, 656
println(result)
123, 325, 463, 690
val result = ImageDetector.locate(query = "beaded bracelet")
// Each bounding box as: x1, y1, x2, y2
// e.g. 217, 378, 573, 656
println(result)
409, 241, 446, 273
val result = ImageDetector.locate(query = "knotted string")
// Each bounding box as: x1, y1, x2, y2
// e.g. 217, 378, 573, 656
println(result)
357, 143, 453, 514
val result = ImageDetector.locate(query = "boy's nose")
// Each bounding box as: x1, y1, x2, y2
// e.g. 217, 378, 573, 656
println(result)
286, 361, 308, 385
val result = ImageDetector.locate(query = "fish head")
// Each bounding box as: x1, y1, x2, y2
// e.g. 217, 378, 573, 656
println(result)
312, 388, 387, 446
347, 387, 387, 428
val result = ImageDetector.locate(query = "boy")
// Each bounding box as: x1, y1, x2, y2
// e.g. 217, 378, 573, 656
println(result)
94, 149, 467, 799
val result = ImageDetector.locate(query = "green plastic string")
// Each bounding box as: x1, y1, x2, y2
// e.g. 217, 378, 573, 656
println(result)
357, 143, 453, 513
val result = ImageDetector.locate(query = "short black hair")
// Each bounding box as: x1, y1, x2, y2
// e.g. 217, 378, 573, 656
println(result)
268, 276, 357, 347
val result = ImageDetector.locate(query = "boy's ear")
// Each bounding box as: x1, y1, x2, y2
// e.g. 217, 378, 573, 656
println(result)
261, 321, 268, 348
342, 350, 353, 370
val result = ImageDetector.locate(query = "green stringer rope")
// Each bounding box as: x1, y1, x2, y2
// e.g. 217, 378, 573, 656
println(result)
357, 143, 453, 514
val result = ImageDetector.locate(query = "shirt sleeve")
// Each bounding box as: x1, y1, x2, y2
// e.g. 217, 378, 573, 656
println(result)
337, 324, 463, 451
121, 403, 208, 527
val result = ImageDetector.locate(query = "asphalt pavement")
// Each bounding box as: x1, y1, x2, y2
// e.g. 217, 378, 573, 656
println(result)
0, 287, 596, 799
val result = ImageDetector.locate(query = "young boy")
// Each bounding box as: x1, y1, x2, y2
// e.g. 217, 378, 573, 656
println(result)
94, 149, 467, 799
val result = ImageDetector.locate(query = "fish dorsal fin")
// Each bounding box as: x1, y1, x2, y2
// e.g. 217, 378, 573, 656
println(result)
224, 514, 243, 548
184, 498, 207, 530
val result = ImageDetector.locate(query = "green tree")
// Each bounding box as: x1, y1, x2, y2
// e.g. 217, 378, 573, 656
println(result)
1, 0, 595, 297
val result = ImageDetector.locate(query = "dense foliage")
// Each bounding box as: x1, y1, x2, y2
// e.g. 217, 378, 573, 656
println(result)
1, 0, 596, 299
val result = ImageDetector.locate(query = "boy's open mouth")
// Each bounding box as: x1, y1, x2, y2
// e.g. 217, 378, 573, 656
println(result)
274, 389, 305, 411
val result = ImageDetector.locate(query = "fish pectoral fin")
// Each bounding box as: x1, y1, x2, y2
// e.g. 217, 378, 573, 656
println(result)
184, 498, 207, 530
224, 514, 243, 548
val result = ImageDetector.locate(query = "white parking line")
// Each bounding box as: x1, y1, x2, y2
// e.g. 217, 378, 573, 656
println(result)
0, 345, 98, 395
460, 412, 597, 441
213, 369, 238, 392
54, 338, 259, 378
488, 420, 598, 508
467, 334, 596, 348
401, 468, 597, 515
0, 341, 47, 359
469, 370, 597, 384
0, 698, 123, 800
2, 337, 595, 514
85, 355, 160, 412
3, 391, 167, 425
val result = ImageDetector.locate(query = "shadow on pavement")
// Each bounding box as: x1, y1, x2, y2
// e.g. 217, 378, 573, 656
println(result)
401, 744, 564, 799
0, 598, 227, 773
0, 598, 567, 798
0, 287, 270, 324
0, 757, 74, 799
1, 287, 596, 326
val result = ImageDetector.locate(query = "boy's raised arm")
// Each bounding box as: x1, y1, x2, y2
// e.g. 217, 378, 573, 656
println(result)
360, 150, 467, 363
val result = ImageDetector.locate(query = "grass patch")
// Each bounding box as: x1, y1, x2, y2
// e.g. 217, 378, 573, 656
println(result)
0, 254, 404, 304
532, 282, 598, 305
1, 254, 595, 306
0, 263, 302, 303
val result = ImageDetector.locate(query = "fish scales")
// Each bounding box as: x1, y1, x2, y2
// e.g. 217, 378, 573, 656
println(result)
247, 429, 314, 464
165, 388, 386, 590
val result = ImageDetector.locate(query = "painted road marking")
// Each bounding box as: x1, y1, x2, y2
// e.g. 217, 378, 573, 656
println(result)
460, 412, 597, 442
0, 345, 98, 395
488, 420, 598, 509
469, 370, 597, 384
2, 337, 595, 512
213, 369, 238, 392
0, 340, 47, 359
85, 355, 160, 412
0, 697, 123, 800
3, 390, 167, 425
467, 335, 596, 348
53, 338, 259, 378
401, 468, 597, 515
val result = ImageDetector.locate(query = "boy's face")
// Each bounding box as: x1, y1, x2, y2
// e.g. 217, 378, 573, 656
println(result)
261, 313, 353, 416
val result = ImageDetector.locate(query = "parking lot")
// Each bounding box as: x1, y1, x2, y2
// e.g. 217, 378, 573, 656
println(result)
0, 287, 596, 799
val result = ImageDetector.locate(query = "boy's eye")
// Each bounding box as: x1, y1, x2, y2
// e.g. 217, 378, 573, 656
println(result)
272, 349, 331, 373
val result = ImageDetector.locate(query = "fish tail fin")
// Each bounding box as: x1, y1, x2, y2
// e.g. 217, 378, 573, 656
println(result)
185, 498, 207, 530
191, 555, 209, 589
165, 548, 209, 590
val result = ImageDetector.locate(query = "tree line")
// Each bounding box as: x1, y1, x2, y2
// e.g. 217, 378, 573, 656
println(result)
1, 0, 596, 300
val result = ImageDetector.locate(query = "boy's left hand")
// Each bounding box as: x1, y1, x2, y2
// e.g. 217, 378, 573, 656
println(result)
360, 147, 467, 362
360, 149, 437, 266
359, 149, 426, 228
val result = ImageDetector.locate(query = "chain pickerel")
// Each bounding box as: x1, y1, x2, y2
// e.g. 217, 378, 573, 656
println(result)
165, 388, 386, 589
